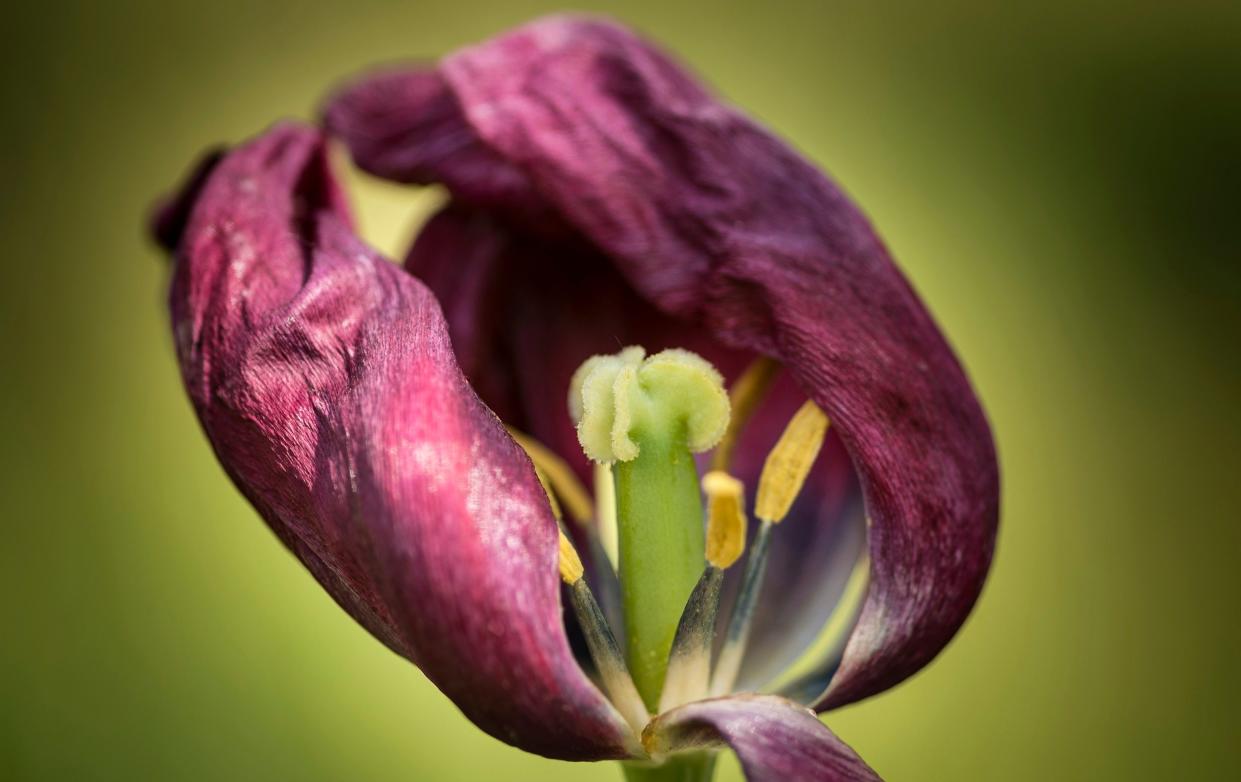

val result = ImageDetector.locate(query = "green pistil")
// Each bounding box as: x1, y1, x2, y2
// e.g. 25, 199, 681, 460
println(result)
615, 421, 706, 709
569, 347, 730, 712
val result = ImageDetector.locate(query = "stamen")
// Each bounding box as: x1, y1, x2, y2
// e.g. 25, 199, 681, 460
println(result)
557, 527, 585, 585
710, 399, 830, 696
711, 356, 780, 472
533, 466, 564, 524
709, 519, 773, 697
659, 471, 749, 710
558, 529, 650, 736
658, 567, 723, 712
703, 470, 746, 569
522, 433, 620, 624
509, 427, 594, 527
755, 400, 830, 524
594, 463, 619, 569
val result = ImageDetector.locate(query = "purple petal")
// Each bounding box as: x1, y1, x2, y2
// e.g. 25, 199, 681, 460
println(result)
648, 695, 881, 781
154, 123, 633, 759
433, 16, 1000, 709
149, 147, 223, 252
321, 66, 553, 224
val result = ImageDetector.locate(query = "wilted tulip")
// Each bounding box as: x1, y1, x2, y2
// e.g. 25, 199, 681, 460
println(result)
152, 15, 997, 782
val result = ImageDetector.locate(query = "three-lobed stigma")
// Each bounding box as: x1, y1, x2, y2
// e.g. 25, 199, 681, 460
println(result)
569, 346, 731, 463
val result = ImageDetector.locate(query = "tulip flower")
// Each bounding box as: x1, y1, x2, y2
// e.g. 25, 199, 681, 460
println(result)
151, 14, 997, 782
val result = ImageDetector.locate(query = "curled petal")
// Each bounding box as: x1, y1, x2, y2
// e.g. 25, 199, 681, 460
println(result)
150, 147, 223, 252
322, 67, 551, 222
328, 14, 999, 709
647, 695, 881, 781
154, 123, 633, 759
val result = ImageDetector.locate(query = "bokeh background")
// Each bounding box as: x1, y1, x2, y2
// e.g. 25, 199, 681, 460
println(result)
3, 1, 1238, 780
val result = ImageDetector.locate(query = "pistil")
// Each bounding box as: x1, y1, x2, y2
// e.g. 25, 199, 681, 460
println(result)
570, 347, 730, 712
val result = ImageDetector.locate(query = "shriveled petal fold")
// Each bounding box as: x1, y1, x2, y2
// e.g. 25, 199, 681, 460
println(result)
325, 14, 999, 710
152, 123, 633, 760
647, 695, 881, 782
321, 67, 551, 224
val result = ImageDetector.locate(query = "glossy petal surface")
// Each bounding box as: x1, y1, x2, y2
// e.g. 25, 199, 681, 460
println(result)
154, 123, 632, 759
648, 695, 882, 782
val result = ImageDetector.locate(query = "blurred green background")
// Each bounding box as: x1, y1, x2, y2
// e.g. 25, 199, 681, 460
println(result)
3, 1, 1238, 780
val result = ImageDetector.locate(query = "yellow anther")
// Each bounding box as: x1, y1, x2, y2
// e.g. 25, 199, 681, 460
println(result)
508, 427, 594, 526
755, 400, 830, 524
702, 471, 746, 569
558, 529, 585, 585
712, 356, 780, 472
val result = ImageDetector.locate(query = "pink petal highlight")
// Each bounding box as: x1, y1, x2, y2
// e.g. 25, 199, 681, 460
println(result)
155, 123, 633, 759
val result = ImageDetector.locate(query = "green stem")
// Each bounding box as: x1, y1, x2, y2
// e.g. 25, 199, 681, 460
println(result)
615, 426, 706, 712
621, 753, 717, 782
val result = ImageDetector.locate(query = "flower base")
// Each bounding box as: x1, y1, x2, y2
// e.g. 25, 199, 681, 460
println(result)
621, 752, 717, 782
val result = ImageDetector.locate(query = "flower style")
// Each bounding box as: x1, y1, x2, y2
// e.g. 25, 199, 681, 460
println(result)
151, 15, 997, 782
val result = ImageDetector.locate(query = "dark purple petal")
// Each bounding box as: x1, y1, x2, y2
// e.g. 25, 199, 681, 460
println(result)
149, 147, 224, 252
432, 16, 1000, 710
648, 695, 882, 782
321, 66, 553, 224
154, 123, 633, 759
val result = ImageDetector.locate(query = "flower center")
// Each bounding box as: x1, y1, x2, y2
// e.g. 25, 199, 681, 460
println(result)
570, 347, 730, 711
520, 347, 832, 734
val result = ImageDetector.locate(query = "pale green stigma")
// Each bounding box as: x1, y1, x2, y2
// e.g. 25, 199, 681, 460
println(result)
569, 346, 731, 464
